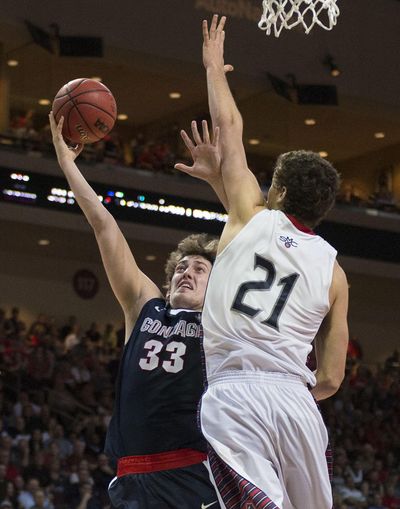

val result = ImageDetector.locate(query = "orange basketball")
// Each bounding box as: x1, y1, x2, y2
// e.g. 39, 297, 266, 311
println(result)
52, 78, 117, 144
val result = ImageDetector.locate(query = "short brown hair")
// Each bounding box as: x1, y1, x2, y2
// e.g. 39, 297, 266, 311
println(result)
274, 150, 340, 227
164, 233, 218, 290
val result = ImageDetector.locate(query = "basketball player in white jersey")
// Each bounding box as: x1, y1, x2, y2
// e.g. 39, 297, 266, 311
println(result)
175, 15, 349, 509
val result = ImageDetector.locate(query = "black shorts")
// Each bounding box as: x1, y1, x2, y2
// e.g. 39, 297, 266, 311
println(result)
108, 462, 220, 509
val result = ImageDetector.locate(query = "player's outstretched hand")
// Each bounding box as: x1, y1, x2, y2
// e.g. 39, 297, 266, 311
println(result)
203, 14, 234, 74
49, 112, 84, 163
174, 120, 221, 183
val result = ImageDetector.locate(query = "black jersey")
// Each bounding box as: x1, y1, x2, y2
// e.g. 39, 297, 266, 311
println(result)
105, 298, 206, 462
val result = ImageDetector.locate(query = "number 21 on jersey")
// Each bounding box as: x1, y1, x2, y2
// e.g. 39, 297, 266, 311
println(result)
231, 254, 299, 331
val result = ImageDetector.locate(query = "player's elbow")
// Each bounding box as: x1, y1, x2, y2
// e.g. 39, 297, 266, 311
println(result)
327, 374, 343, 396
90, 209, 114, 234
218, 110, 243, 133
314, 370, 345, 400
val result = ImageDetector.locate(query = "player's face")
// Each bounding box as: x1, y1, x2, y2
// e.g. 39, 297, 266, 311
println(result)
169, 255, 212, 311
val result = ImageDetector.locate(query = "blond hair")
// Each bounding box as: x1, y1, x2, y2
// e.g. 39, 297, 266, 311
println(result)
164, 233, 218, 291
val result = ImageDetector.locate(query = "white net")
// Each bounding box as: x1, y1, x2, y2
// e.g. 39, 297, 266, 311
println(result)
258, 0, 340, 37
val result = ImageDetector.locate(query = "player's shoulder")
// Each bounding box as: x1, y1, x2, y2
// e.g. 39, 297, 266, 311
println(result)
332, 260, 347, 285
137, 297, 167, 320
330, 261, 348, 301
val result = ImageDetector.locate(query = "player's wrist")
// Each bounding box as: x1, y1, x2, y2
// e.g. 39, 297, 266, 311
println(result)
206, 64, 225, 75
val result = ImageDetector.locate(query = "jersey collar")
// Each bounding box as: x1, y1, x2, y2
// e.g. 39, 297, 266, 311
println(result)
285, 214, 315, 235
168, 307, 200, 315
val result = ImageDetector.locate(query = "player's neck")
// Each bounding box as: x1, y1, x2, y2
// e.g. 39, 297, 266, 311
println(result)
285, 214, 315, 234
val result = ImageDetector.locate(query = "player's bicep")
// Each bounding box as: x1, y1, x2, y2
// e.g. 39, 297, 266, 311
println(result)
94, 216, 162, 319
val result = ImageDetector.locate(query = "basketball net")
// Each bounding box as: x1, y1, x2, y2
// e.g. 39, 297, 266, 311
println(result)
258, 0, 340, 37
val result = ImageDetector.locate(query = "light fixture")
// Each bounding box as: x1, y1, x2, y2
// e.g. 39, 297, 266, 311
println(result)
38, 99, 50, 106
319, 151, 329, 158
145, 255, 157, 261
169, 92, 181, 99
7, 59, 19, 67
304, 118, 316, 126
248, 138, 260, 145
38, 239, 50, 246
117, 114, 128, 120
323, 54, 341, 77
374, 132, 385, 139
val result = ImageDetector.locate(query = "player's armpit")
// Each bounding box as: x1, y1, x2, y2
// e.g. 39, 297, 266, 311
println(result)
311, 263, 349, 401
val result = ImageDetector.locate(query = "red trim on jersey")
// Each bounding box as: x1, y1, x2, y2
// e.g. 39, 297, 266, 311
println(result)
286, 214, 315, 235
117, 449, 207, 476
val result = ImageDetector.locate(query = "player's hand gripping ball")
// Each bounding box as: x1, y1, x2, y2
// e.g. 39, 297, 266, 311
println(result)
52, 78, 117, 144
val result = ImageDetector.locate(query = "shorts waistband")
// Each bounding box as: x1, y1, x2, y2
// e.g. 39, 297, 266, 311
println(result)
207, 370, 307, 387
117, 449, 207, 476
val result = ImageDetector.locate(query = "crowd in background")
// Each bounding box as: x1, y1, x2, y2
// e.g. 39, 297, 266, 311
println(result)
0, 305, 399, 509
1, 109, 399, 213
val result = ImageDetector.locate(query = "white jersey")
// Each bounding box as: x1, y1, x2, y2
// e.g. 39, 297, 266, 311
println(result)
202, 209, 337, 386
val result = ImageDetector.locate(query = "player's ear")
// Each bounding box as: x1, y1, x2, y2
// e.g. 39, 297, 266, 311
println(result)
277, 186, 287, 205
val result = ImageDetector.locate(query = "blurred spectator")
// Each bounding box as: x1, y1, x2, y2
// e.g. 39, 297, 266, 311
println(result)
59, 316, 78, 341
76, 482, 102, 509
64, 325, 81, 353
368, 493, 389, 509
4, 308, 26, 340
18, 477, 40, 509
84, 323, 101, 345
0, 309, 6, 337
337, 475, 366, 505
348, 336, 363, 361
30, 488, 53, 509
0, 464, 7, 500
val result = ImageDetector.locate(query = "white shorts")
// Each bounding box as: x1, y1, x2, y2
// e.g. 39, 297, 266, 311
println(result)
200, 371, 332, 509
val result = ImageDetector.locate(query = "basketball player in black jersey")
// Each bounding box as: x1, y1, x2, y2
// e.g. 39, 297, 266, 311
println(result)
49, 112, 225, 508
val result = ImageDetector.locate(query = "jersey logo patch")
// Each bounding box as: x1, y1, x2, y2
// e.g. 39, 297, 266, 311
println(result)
279, 235, 298, 248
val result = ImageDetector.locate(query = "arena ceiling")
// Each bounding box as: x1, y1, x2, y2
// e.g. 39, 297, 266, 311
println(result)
1, 0, 400, 164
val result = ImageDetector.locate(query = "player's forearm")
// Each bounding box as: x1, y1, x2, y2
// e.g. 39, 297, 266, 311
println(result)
209, 176, 229, 212
57, 157, 110, 231
206, 67, 243, 132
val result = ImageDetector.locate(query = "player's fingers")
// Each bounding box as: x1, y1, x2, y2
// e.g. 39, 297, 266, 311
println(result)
191, 121, 203, 146
180, 130, 195, 151
57, 116, 64, 134
174, 163, 192, 174
224, 64, 234, 73
48, 113, 57, 135
210, 14, 218, 39
73, 143, 84, 156
202, 20, 209, 42
202, 120, 210, 144
213, 126, 220, 147
217, 16, 227, 33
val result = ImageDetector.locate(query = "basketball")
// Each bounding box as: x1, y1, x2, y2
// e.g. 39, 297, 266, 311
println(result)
52, 78, 117, 144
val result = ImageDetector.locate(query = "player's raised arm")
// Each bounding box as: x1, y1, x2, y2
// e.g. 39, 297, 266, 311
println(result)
49, 113, 162, 339
174, 120, 229, 211
202, 15, 265, 225
311, 262, 349, 400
